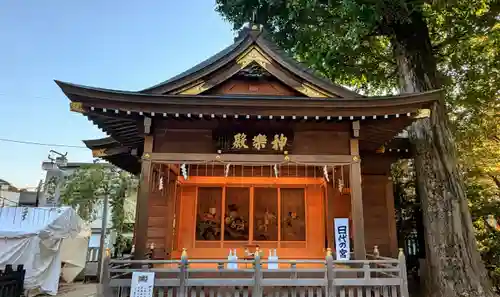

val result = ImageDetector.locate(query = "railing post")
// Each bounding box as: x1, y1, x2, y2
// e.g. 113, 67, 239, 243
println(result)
179, 248, 188, 297
98, 256, 112, 297
290, 260, 297, 297
253, 251, 262, 297
326, 248, 335, 297
363, 263, 370, 279
373, 245, 380, 258
398, 248, 410, 297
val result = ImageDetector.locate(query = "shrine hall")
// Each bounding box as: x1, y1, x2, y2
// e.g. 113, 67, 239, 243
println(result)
56, 25, 440, 262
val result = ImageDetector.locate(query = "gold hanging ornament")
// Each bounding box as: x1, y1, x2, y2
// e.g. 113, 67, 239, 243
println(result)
284, 150, 290, 161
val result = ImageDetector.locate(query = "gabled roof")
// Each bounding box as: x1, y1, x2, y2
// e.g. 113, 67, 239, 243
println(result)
140, 26, 361, 98
55, 25, 444, 174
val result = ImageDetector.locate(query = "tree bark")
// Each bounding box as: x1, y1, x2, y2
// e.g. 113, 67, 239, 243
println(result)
390, 10, 497, 297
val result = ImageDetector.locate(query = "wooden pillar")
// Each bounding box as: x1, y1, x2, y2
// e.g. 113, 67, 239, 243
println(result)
386, 177, 398, 257
350, 136, 366, 259
325, 183, 335, 249
134, 135, 153, 260
164, 176, 177, 259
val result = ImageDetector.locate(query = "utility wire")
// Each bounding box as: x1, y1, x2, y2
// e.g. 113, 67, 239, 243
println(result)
0, 138, 87, 149
0, 92, 55, 101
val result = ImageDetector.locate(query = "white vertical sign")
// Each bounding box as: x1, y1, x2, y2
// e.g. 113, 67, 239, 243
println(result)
334, 218, 350, 260
130, 271, 155, 297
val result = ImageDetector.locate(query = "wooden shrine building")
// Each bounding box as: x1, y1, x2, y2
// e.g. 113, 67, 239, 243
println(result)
57, 25, 440, 262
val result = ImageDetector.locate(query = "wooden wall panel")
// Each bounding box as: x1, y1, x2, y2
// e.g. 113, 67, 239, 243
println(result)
306, 185, 326, 256
177, 186, 197, 250
207, 78, 302, 96
147, 191, 167, 249
360, 154, 394, 175
152, 121, 353, 156
293, 131, 350, 155
361, 174, 394, 256
154, 130, 213, 153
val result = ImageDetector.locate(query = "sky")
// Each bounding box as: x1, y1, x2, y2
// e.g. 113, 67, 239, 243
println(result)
0, 1, 234, 188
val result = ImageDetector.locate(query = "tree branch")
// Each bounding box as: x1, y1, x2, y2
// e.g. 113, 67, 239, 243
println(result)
489, 174, 500, 190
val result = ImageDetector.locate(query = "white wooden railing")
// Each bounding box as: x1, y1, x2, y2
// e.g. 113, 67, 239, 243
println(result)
99, 247, 409, 297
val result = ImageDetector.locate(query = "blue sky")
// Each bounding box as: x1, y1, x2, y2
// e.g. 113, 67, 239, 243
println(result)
0, 1, 234, 188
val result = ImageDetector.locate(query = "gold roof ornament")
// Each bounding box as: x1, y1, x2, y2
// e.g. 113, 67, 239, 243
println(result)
297, 83, 328, 98
179, 81, 210, 95
416, 108, 431, 118
236, 47, 271, 68
91, 148, 107, 157
69, 102, 85, 113
376, 145, 385, 154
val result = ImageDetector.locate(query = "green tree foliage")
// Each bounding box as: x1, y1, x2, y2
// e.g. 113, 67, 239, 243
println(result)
468, 175, 500, 293
216, 0, 499, 295
60, 163, 138, 254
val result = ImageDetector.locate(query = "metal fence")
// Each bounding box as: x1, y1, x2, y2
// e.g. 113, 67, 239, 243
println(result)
99, 248, 409, 297
0, 265, 25, 297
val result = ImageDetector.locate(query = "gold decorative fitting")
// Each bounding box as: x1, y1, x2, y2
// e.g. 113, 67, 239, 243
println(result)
236, 47, 271, 68
376, 145, 385, 154
416, 108, 431, 118
143, 153, 151, 160
215, 155, 221, 159
284, 155, 290, 161
180, 82, 210, 95
352, 155, 360, 162
181, 248, 188, 258
70, 102, 85, 113
326, 248, 333, 256
91, 148, 107, 157
297, 83, 328, 98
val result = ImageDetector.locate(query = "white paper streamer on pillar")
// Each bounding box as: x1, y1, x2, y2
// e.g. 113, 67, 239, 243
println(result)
181, 164, 188, 180
323, 165, 329, 182
334, 218, 350, 260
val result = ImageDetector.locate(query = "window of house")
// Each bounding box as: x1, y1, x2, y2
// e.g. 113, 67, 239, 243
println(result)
195, 186, 306, 245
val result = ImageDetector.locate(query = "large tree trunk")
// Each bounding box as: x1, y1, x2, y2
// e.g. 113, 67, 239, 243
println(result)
390, 10, 496, 297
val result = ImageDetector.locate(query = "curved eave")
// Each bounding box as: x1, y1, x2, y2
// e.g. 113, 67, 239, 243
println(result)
82, 137, 141, 175
82, 137, 121, 147
138, 28, 360, 98
56, 80, 442, 116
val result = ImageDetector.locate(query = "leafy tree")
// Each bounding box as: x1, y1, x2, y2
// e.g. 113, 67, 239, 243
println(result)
60, 164, 138, 255
468, 175, 500, 293
216, 1, 499, 296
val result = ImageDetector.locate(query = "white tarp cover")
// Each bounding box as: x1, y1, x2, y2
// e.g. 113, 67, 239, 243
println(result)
60, 227, 90, 283
0, 207, 83, 295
